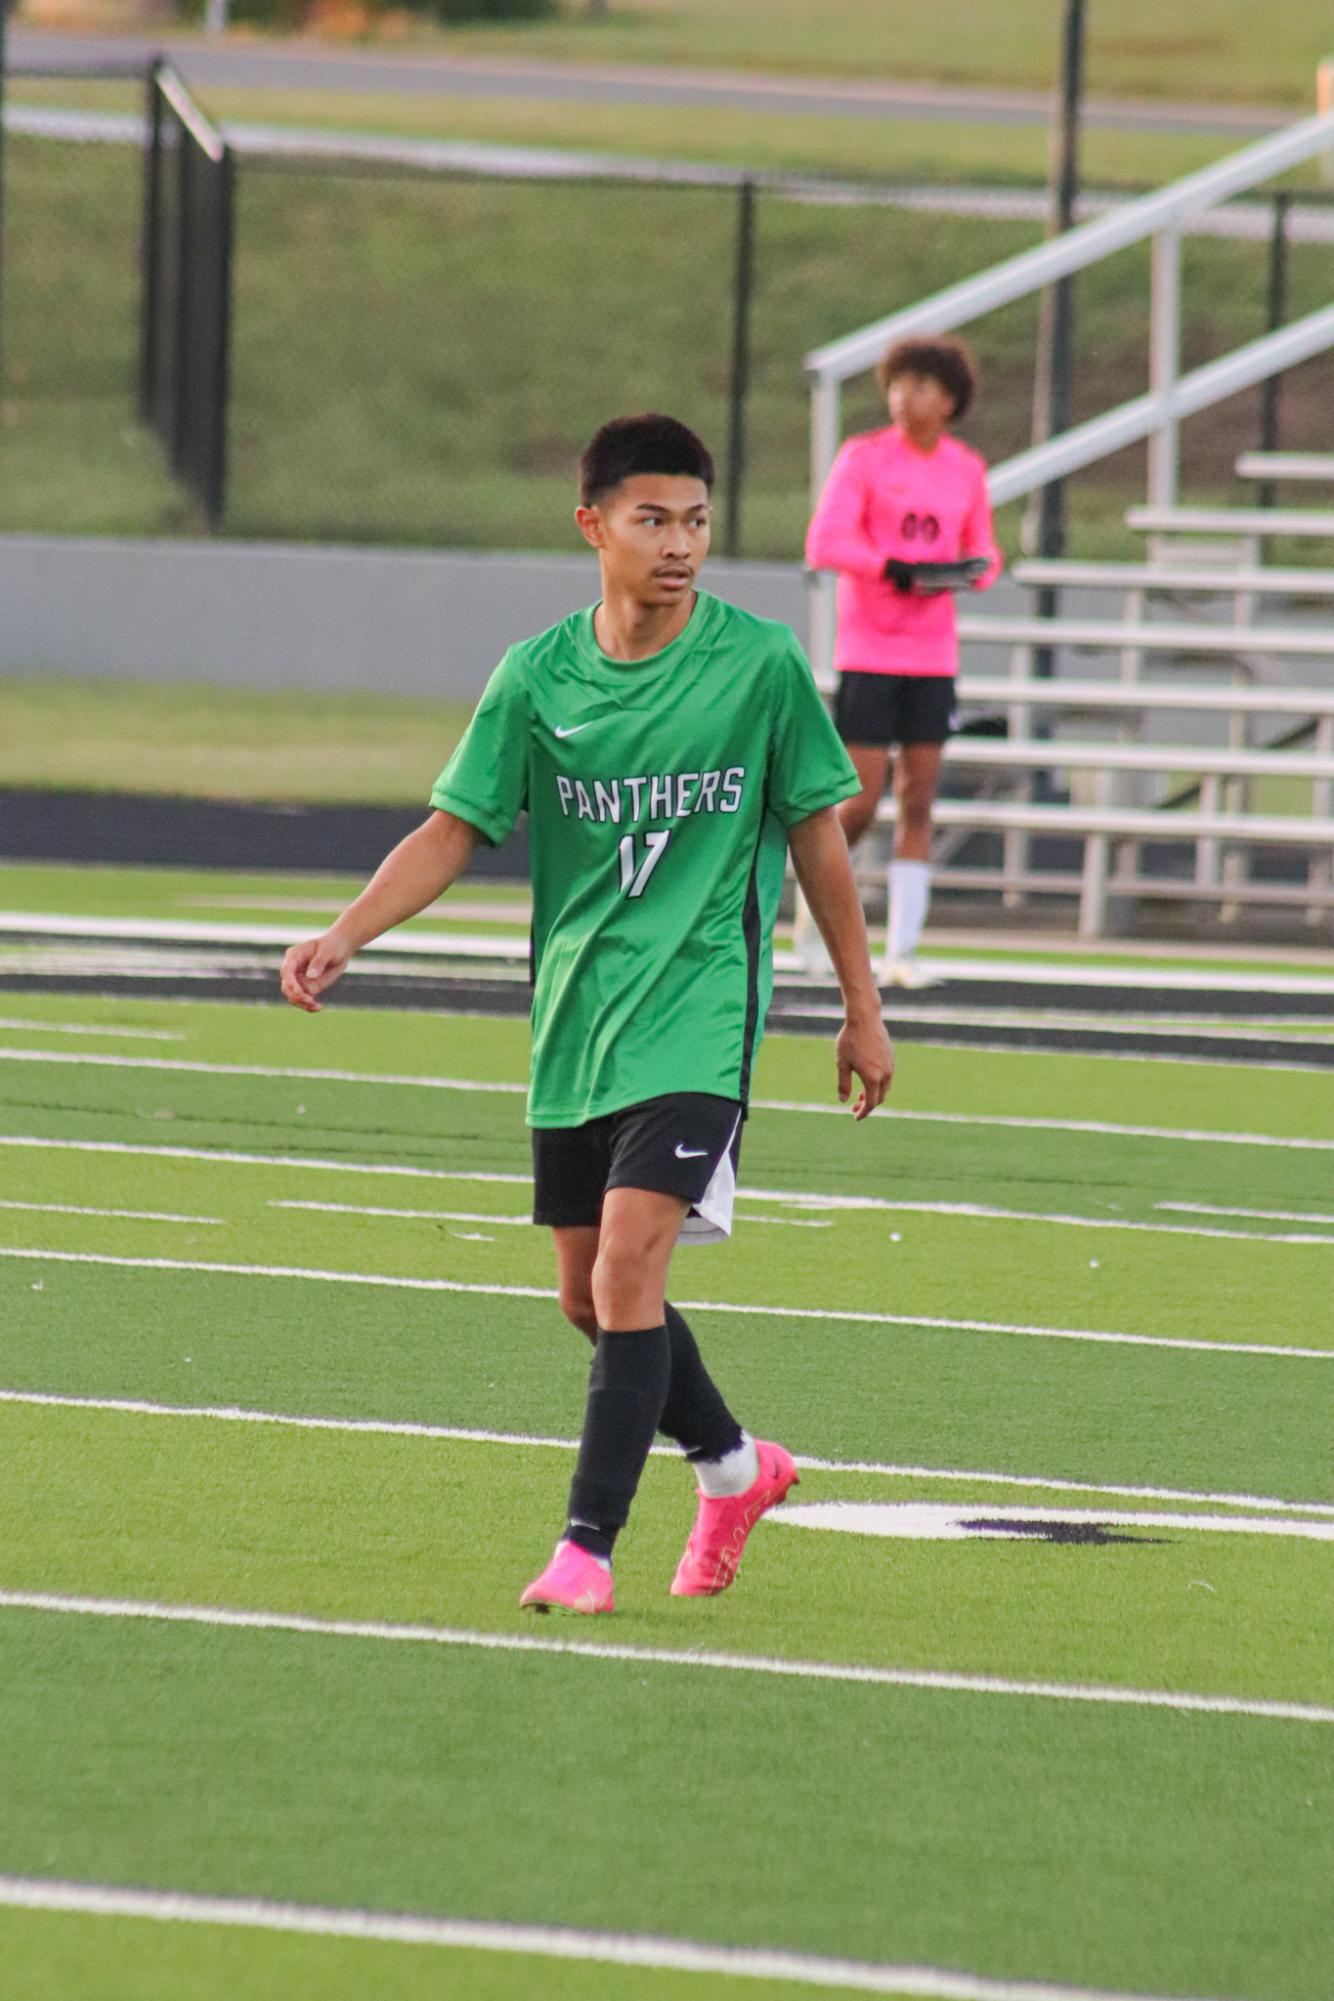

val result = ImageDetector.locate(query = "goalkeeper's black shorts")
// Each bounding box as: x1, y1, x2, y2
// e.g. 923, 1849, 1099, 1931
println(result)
833, 671, 959, 748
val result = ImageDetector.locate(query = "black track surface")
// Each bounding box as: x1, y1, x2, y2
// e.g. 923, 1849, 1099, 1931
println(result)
0, 789, 529, 877
2, 965, 1330, 1066
4, 789, 1330, 1065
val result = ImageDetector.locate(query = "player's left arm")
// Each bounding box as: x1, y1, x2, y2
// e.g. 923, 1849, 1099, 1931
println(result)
961, 461, 1003, 590
789, 808, 894, 1120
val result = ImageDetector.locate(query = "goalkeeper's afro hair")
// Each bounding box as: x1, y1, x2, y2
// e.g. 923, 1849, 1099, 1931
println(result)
579, 413, 715, 507
876, 336, 979, 419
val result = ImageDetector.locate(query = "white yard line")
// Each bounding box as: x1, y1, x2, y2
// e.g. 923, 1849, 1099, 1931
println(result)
1, 1047, 1330, 1150
0, 1017, 186, 1041
270, 1198, 830, 1231
772, 1500, 1334, 1542
0, 1046, 525, 1094
736, 1195, 1334, 1247
0, 1875, 1241, 2001
0, 1201, 222, 1225
0, 1247, 1327, 1360
1158, 1201, 1334, 1226
3, 1389, 1329, 1517
2, 1590, 1328, 1724
274, 1200, 532, 1228
0, 1136, 535, 1181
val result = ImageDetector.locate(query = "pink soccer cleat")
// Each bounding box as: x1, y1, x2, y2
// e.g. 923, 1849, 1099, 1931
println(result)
519, 1540, 615, 1616
670, 1440, 800, 1598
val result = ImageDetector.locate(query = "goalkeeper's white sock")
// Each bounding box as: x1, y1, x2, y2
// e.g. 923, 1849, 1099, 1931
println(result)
886, 859, 931, 963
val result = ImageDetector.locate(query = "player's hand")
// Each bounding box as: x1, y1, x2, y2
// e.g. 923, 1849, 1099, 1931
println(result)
882, 558, 915, 592
280, 932, 352, 1013
836, 1013, 894, 1121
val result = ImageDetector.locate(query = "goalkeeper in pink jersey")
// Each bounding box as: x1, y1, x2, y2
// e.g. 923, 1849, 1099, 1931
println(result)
804, 335, 1001, 987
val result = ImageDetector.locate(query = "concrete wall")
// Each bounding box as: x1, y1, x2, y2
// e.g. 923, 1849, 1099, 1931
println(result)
0, 535, 818, 698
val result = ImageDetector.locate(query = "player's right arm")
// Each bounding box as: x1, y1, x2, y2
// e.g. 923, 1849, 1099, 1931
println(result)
804, 438, 885, 581
280, 810, 479, 1012
282, 649, 529, 1013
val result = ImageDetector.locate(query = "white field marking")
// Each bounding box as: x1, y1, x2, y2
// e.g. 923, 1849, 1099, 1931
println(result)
0, 1136, 538, 1182
0, 1201, 222, 1226
2, 1590, 1329, 1725
0, 1246, 1327, 1361
186, 895, 533, 923
3, 1389, 1331, 1519
1158, 1201, 1334, 1227
0, 1878, 1239, 2001
772, 1029, 1334, 1080
0, 1046, 525, 1095
0, 1138, 1315, 1244
733, 1195, 1334, 1248
769, 1501, 1334, 1543
269, 1198, 830, 1231
275, 1200, 532, 1228
1, 1046, 1331, 1151
0, 1017, 186, 1042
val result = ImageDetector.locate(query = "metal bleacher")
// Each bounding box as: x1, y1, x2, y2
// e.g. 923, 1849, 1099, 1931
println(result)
803, 102, 1334, 938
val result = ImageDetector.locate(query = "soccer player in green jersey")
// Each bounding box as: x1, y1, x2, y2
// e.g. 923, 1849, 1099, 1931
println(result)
281, 413, 894, 1615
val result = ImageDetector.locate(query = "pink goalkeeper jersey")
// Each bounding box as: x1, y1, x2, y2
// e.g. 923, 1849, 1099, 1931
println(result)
805, 425, 1001, 677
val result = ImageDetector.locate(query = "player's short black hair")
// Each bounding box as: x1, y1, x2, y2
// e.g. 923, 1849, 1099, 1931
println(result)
875, 335, 979, 419
578, 413, 715, 507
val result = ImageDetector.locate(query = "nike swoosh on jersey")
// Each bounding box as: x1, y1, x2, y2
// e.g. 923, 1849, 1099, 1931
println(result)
674, 1144, 708, 1159
554, 723, 595, 739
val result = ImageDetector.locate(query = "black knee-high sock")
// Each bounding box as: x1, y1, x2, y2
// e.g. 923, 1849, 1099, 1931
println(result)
565, 1325, 671, 1560
660, 1302, 744, 1464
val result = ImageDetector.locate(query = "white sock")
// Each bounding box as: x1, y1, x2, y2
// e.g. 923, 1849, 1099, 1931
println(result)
887, 859, 931, 962
693, 1432, 760, 1498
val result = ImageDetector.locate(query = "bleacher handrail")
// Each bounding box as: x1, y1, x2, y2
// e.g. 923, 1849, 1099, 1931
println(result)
805, 110, 1334, 385
986, 309, 1334, 505
1010, 559, 1334, 594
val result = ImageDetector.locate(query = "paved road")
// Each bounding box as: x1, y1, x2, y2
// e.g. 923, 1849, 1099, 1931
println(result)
9, 28, 1290, 137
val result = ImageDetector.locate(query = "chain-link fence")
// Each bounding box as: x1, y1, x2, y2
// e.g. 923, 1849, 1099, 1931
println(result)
4, 63, 1333, 559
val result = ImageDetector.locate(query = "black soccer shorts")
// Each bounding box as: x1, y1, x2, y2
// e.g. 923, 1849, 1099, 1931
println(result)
532, 1092, 745, 1243
833, 670, 960, 748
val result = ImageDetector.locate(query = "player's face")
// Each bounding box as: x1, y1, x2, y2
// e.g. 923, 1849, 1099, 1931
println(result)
576, 475, 713, 605
887, 371, 955, 437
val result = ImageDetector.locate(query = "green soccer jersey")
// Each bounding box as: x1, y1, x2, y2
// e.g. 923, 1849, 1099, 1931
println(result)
431, 590, 859, 1127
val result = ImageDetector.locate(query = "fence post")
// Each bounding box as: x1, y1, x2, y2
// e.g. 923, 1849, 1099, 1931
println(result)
138, 61, 165, 424
0, 0, 8, 396
170, 124, 194, 481
1257, 191, 1291, 510
723, 177, 756, 562
202, 143, 235, 530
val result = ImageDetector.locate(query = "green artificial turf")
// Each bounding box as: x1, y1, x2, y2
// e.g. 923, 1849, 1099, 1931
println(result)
1, 990, 1332, 2001
1, 1602, 1329, 2000
0, 1909, 890, 2001
4, 1402, 1330, 1699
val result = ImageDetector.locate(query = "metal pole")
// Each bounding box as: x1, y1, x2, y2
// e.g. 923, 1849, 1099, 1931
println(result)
1029, 0, 1086, 680
204, 143, 234, 529
808, 376, 841, 681
0, 0, 8, 397
1258, 191, 1290, 509
139, 61, 165, 425
723, 177, 756, 562
1146, 222, 1182, 507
